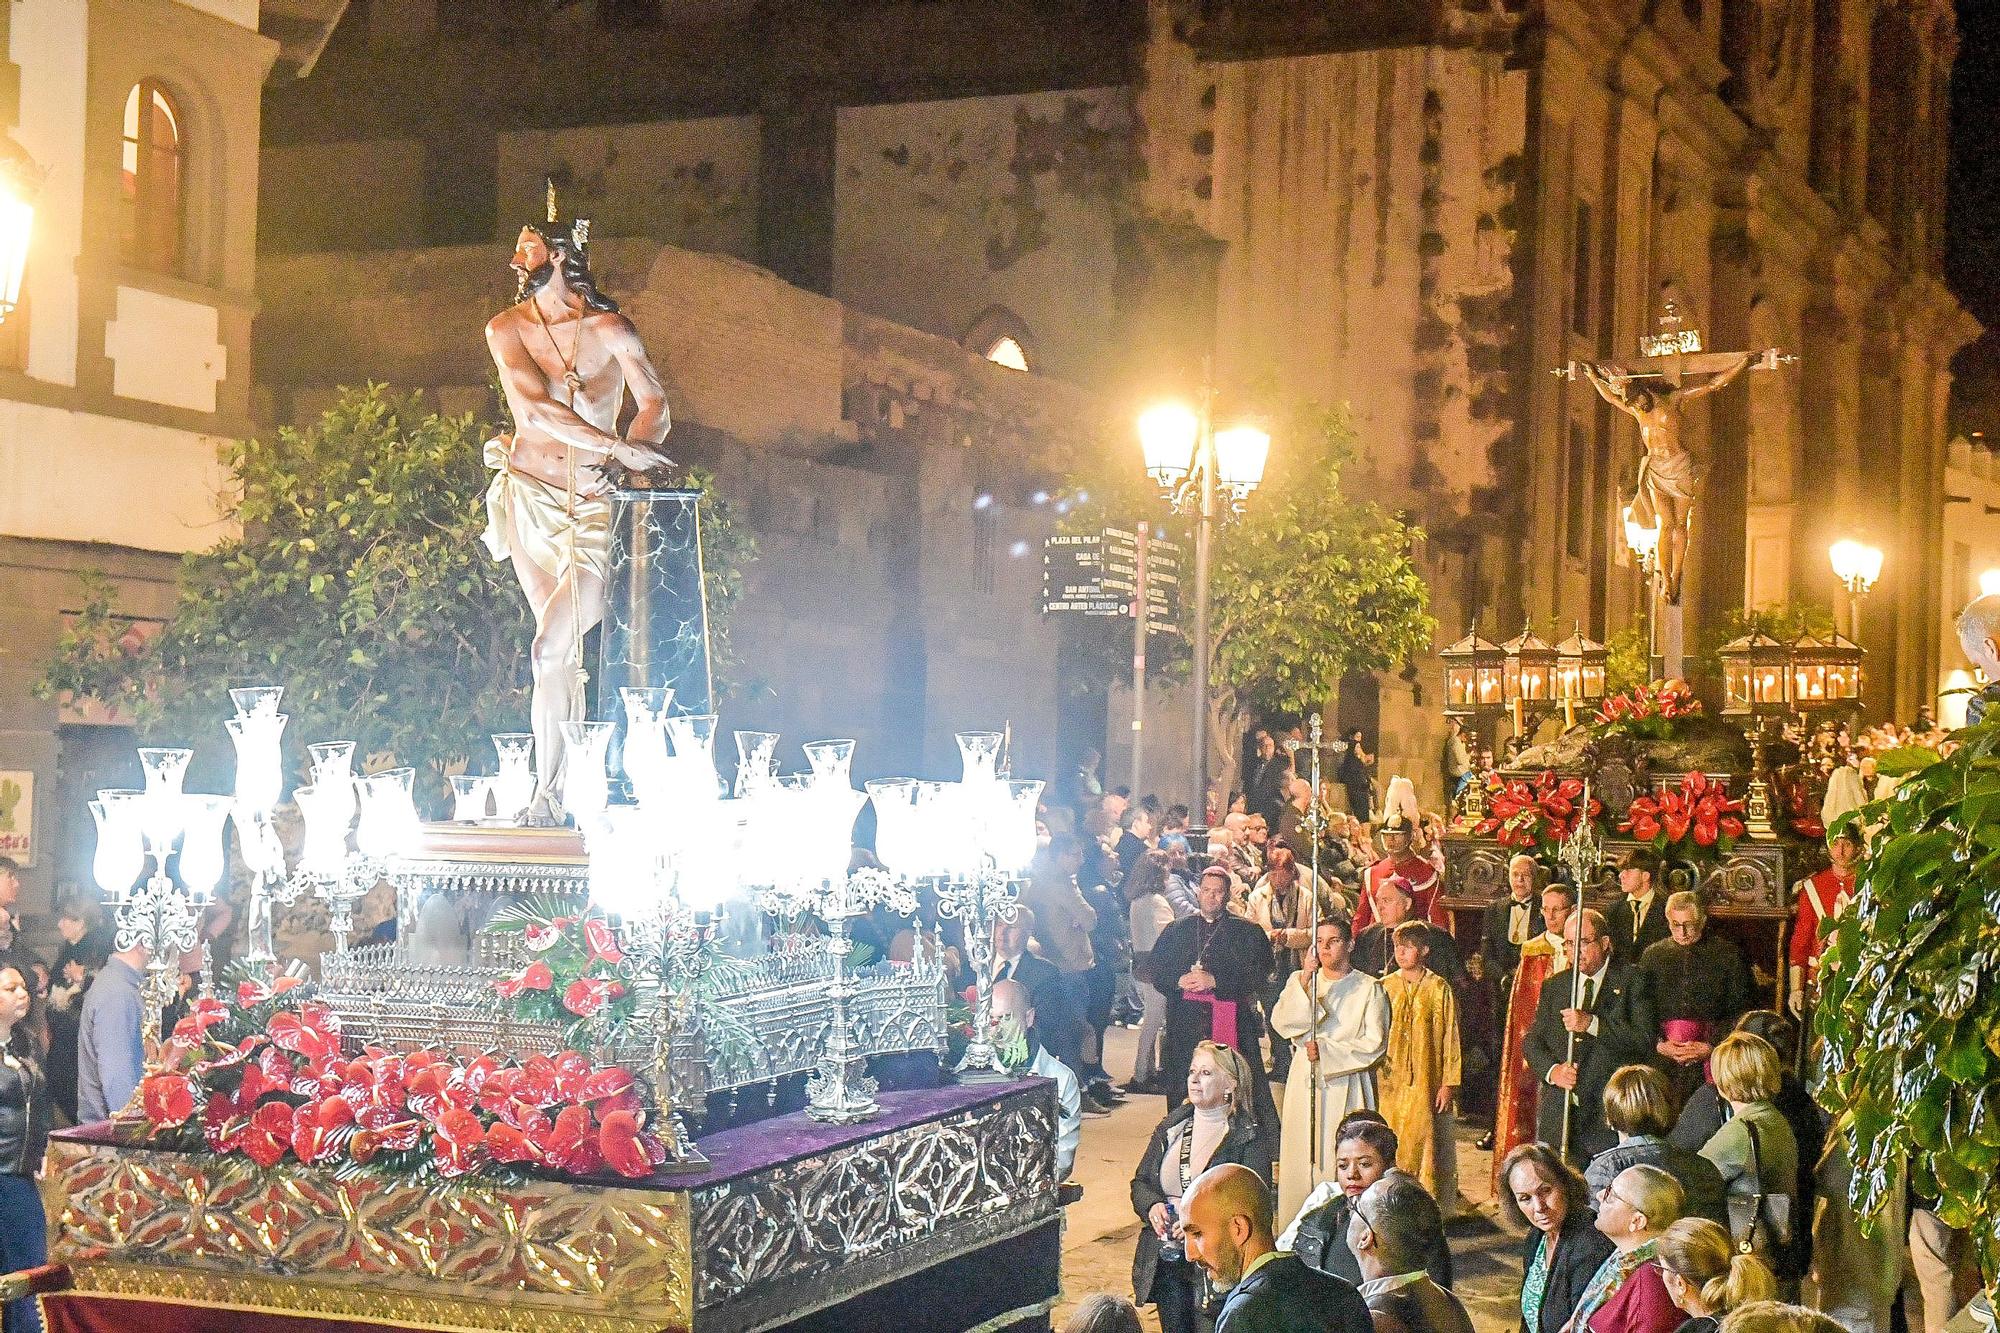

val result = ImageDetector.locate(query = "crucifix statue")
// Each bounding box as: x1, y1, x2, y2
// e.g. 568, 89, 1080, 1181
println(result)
1560, 301, 1792, 607
482, 182, 674, 821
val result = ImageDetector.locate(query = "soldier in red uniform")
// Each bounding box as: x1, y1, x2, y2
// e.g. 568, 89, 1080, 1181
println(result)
1788, 823, 1861, 1019
1353, 810, 1444, 933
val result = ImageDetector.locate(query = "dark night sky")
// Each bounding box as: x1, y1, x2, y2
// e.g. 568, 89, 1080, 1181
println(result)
1949, 0, 2000, 429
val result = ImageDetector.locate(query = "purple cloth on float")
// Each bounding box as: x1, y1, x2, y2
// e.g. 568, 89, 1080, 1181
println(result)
55, 1077, 1051, 1193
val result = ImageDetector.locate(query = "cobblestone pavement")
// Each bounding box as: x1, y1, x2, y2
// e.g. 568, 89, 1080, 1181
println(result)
1057, 1026, 1525, 1333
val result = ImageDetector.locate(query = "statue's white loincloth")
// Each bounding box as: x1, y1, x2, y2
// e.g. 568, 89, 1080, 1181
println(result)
480, 435, 611, 584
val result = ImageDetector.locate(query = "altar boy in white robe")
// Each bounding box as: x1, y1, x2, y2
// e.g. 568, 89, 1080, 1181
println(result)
1270, 915, 1391, 1230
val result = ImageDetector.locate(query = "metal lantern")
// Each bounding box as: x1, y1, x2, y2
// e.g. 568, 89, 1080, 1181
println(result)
1820, 630, 1864, 703
1501, 625, 1558, 705
1788, 632, 1830, 710
1440, 627, 1506, 716
1718, 631, 1791, 716
1553, 624, 1608, 706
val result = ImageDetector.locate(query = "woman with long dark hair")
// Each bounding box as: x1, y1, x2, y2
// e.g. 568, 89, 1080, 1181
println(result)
0, 964, 49, 1333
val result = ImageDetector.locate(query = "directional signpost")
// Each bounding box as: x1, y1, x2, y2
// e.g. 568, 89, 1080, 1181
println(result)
1043, 526, 1183, 796
1041, 528, 1181, 635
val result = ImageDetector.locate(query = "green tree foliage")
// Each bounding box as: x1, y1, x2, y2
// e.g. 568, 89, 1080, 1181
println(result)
39, 385, 754, 807
1065, 407, 1435, 793
1814, 721, 2000, 1288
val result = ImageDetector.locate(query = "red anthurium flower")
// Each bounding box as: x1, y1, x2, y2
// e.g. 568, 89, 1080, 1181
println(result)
599, 1109, 653, 1178
583, 918, 624, 965
565, 977, 627, 1018
485, 1121, 542, 1166
576, 1067, 637, 1105
348, 1103, 423, 1165
267, 1005, 341, 1062
235, 975, 304, 1007
523, 921, 567, 953
1720, 815, 1746, 840
289, 1050, 346, 1101
172, 998, 231, 1043
241, 1102, 295, 1168
289, 1097, 356, 1165
201, 1095, 249, 1154
141, 1073, 195, 1127
406, 1064, 472, 1124
495, 961, 556, 1002
432, 1108, 487, 1178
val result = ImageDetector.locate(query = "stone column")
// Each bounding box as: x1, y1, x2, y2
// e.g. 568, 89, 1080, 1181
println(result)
597, 488, 713, 766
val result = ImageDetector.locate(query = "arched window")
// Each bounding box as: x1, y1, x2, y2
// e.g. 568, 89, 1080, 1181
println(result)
120, 81, 182, 273
984, 335, 1029, 372
962, 305, 1035, 374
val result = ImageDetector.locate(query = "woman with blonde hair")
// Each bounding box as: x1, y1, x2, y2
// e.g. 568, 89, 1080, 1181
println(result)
1657, 1218, 1776, 1333
1129, 1041, 1270, 1333
1698, 1035, 1799, 1292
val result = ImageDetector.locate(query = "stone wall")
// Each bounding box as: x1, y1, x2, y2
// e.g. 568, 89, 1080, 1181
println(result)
832, 88, 1136, 387
255, 238, 1097, 786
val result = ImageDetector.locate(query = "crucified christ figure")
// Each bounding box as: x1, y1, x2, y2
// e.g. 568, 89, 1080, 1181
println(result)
482, 221, 672, 821
1578, 354, 1756, 606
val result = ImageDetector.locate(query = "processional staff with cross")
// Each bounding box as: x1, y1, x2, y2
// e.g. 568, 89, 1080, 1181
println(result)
1556, 302, 1795, 611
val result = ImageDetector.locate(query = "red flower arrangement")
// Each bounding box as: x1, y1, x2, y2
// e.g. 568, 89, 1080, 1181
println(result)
486, 907, 636, 1041
1474, 770, 1604, 857
1592, 680, 1702, 739
1619, 771, 1746, 856
135, 978, 667, 1183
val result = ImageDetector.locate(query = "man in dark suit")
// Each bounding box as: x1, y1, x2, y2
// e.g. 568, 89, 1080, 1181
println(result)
1184, 1162, 1374, 1333
1246, 730, 1292, 830
1603, 849, 1670, 965
1524, 908, 1658, 1163
988, 906, 1083, 1083
1479, 853, 1544, 982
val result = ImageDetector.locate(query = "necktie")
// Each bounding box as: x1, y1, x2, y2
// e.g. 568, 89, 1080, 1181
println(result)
1582, 977, 1598, 1012
997, 959, 1014, 983
1632, 901, 1645, 944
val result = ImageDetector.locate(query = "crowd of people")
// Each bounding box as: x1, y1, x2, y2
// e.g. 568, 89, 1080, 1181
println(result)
1019, 748, 1983, 1333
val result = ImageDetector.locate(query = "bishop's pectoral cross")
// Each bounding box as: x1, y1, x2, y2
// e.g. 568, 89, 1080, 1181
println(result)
1555, 302, 1794, 674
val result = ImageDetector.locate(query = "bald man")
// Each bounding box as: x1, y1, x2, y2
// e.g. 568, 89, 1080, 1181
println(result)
1183, 1163, 1373, 1333
1956, 594, 2000, 725
989, 978, 1081, 1178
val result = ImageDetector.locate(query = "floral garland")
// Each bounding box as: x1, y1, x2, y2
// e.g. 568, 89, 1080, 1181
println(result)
1619, 771, 1746, 857
137, 976, 670, 1182
1474, 771, 1603, 859
1591, 679, 1701, 740
486, 906, 637, 1042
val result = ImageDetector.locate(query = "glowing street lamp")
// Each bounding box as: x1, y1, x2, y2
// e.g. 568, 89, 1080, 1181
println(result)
0, 135, 42, 324
1138, 402, 1199, 489
1137, 392, 1271, 817
1979, 568, 2000, 599
1828, 539, 1882, 641
1212, 424, 1272, 502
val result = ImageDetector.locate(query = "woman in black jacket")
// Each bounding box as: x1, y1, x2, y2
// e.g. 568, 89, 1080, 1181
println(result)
0, 964, 49, 1333
1131, 1042, 1271, 1333
1502, 1143, 1615, 1333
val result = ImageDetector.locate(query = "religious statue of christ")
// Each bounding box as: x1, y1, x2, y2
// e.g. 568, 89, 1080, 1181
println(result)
1576, 351, 1757, 607
483, 217, 673, 821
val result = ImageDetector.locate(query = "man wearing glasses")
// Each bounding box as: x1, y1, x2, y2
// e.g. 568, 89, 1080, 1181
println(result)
1347, 1175, 1476, 1333
1524, 909, 1658, 1163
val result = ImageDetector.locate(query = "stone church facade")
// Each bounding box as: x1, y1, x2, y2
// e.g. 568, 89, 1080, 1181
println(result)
259, 0, 1974, 803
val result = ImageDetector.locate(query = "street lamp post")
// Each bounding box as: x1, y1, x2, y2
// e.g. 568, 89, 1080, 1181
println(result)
1623, 504, 1662, 678
1138, 396, 1269, 819
1828, 540, 1883, 642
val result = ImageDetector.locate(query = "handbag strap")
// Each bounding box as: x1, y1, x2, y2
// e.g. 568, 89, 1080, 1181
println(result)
1736, 1116, 1766, 1254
